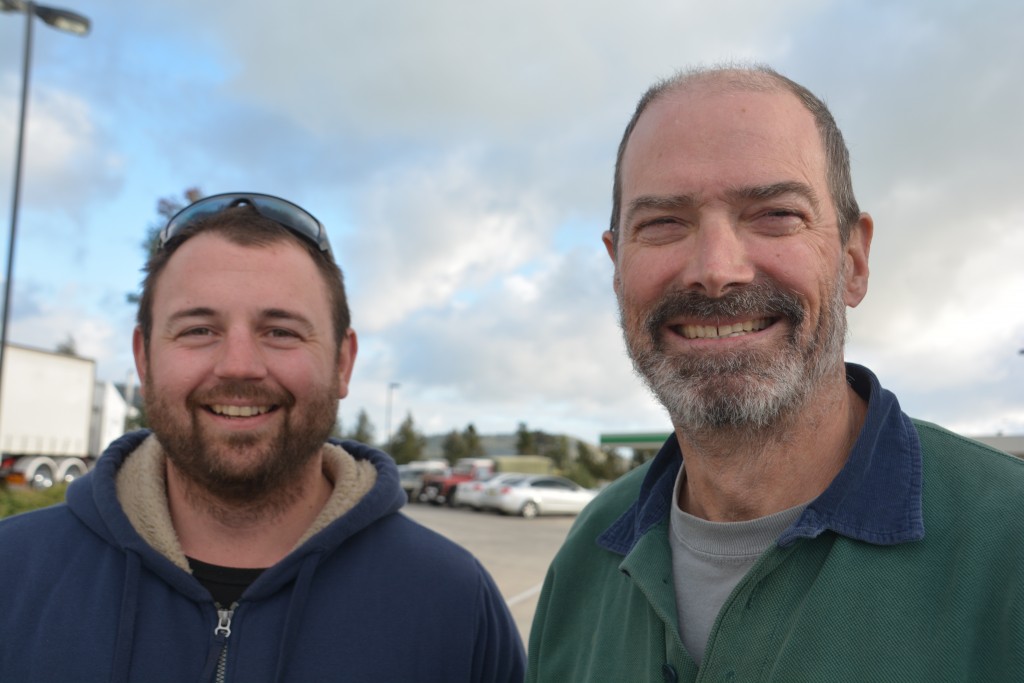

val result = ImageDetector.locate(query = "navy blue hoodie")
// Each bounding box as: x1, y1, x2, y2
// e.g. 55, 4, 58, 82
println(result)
0, 431, 525, 682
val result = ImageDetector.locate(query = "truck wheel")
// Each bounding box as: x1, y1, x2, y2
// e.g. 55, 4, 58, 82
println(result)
57, 459, 89, 485
28, 463, 55, 490
520, 501, 540, 519
424, 485, 443, 506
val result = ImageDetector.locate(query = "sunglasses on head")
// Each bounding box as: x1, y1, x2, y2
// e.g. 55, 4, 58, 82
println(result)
159, 192, 332, 255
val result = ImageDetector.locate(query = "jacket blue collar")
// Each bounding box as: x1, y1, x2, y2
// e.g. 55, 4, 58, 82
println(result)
598, 363, 925, 555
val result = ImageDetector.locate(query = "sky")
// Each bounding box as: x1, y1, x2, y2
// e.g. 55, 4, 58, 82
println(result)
0, 0, 1021, 447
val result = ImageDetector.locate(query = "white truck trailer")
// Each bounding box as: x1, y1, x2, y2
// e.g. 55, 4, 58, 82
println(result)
0, 344, 98, 489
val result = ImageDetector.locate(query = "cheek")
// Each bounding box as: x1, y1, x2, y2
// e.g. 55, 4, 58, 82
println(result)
276, 354, 338, 391
146, 350, 206, 395
617, 253, 679, 302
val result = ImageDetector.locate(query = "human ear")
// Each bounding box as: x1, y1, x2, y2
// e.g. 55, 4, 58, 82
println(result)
132, 327, 148, 394
336, 329, 358, 399
843, 213, 873, 308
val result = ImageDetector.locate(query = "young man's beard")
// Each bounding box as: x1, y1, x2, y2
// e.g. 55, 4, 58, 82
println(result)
144, 377, 340, 511
620, 275, 848, 433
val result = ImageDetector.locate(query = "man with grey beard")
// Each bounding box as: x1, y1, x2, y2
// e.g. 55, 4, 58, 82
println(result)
527, 66, 1024, 682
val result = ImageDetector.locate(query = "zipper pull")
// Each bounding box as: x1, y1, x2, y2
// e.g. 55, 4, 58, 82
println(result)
215, 607, 233, 638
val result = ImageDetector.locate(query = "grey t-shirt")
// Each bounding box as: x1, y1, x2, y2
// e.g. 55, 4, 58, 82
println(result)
669, 465, 806, 664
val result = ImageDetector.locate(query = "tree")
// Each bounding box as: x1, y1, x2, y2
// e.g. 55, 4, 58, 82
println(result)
462, 423, 485, 457
515, 422, 537, 455
55, 334, 77, 356
630, 447, 658, 470
389, 412, 426, 464
442, 429, 468, 465
127, 187, 204, 305
577, 442, 624, 483
542, 434, 571, 471
124, 401, 148, 432
344, 409, 376, 445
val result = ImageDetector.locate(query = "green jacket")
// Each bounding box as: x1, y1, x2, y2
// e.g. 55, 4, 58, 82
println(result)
528, 366, 1024, 682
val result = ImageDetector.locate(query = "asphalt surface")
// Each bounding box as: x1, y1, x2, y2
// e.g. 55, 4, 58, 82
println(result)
401, 501, 576, 645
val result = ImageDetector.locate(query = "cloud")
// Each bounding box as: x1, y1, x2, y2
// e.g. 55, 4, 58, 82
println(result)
190, 0, 819, 141
0, 76, 123, 219
2, 0, 1021, 446
348, 244, 670, 440
6, 280, 130, 380
342, 151, 555, 330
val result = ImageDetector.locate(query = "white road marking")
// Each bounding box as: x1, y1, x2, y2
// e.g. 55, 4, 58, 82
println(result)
507, 582, 544, 606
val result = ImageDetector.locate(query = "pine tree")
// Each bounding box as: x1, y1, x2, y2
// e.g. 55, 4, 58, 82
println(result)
463, 423, 485, 457
344, 409, 376, 445
442, 429, 468, 465
127, 187, 203, 305
390, 413, 426, 464
515, 422, 537, 455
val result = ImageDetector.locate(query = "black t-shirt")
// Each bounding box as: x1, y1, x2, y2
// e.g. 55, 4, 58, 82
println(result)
187, 556, 267, 607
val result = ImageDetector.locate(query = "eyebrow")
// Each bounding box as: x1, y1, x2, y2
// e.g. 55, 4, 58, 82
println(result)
261, 308, 316, 333
165, 307, 315, 332
727, 181, 821, 211
167, 307, 216, 326
623, 181, 821, 228
623, 194, 699, 228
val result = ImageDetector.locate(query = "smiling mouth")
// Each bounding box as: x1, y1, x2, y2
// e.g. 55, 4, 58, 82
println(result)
675, 318, 772, 340
208, 404, 275, 418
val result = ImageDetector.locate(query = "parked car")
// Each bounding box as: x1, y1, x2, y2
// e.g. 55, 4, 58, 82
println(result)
455, 473, 525, 511
397, 461, 448, 502
419, 455, 554, 506
482, 474, 597, 519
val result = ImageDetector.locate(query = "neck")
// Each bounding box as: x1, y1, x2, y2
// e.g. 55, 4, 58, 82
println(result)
676, 372, 866, 522
166, 455, 333, 568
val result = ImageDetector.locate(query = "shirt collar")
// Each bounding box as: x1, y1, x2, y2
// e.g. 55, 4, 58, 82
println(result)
598, 363, 924, 555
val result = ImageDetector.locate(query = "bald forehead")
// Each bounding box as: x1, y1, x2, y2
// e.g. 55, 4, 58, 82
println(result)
664, 67, 789, 96
623, 82, 823, 168
617, 79, 832, 233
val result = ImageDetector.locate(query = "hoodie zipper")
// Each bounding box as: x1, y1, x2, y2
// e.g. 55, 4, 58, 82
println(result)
213, 604, 235, 683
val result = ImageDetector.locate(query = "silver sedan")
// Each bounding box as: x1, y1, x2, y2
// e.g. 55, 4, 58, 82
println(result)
482, 474, 597, 519
454, 473, 523, 511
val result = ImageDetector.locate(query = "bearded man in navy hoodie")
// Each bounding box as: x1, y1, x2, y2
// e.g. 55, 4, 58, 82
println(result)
0, 193, 525, 683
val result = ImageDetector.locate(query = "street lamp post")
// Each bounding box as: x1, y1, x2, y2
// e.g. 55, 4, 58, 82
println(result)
0, 1, 90, 445
384, 382, 400, 450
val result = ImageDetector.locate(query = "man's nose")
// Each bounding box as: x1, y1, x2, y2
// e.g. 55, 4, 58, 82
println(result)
214, 331, 268, 380
677, 218, 755, 297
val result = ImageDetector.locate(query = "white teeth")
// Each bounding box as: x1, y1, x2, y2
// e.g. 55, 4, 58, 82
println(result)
211, 405, 270, 417
681, 319, 769, 340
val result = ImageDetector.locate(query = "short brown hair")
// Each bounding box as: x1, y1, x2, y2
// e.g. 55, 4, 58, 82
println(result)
609, 64, 860, 247
136, 204, 351, 350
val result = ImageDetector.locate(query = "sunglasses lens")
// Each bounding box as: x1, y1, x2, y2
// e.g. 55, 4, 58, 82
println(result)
160, 193, 330, 254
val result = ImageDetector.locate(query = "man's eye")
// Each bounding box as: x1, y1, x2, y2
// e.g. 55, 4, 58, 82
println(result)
753, 210, 804, 234
269, 329, 299, 339
182, 327, 213, 337
633, 217, 689, 242
642, 217, 681, 227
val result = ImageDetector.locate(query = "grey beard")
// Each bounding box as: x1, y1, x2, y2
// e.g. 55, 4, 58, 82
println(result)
621, 278, 848, 432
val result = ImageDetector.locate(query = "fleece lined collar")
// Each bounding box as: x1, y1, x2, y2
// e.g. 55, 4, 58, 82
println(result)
115, 435, 378, 572
598, 363, 925, 555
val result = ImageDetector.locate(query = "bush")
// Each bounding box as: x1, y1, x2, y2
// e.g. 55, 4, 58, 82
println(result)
0, 483, 69, 520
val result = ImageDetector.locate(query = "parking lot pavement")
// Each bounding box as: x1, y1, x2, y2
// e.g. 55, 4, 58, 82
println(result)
401, 502, 575, 645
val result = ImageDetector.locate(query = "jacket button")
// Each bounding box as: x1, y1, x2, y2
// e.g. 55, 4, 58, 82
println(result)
662, 664, 678, 682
